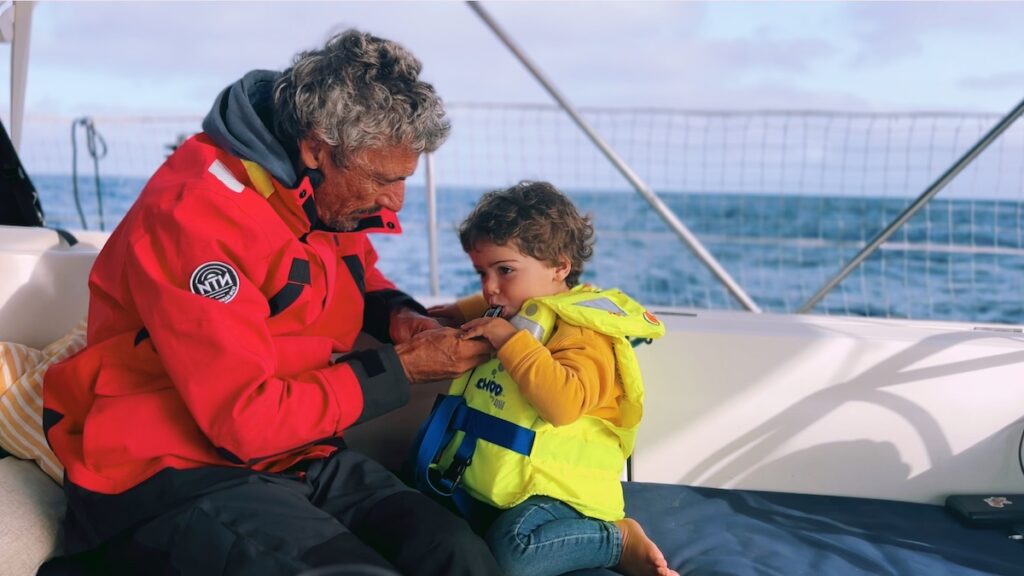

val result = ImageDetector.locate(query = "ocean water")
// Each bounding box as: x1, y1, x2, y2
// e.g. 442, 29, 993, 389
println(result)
33, 174, 1024, 325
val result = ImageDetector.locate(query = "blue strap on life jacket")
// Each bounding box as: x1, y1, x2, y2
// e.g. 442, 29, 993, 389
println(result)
412, 394, 536, 499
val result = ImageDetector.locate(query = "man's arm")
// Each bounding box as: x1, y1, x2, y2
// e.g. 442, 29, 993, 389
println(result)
125, 201, 403, 465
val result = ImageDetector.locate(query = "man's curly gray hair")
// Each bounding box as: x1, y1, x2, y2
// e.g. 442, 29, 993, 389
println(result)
273, 29, 450, 167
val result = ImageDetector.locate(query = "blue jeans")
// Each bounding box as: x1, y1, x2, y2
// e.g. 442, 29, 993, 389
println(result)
484, 496, 622, 576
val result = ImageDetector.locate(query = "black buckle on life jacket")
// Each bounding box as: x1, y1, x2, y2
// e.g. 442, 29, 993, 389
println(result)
439, 456, 471, 493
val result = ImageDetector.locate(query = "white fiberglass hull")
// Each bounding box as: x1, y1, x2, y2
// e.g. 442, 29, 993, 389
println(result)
633, 308, 1024, 505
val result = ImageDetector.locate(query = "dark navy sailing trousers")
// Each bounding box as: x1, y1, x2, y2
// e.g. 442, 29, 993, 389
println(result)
42, 448, 501, 576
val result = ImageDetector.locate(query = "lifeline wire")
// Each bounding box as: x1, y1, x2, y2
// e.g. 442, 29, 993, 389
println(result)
70, 117, 108, 231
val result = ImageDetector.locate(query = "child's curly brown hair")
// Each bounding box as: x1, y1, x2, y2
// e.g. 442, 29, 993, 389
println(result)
458, 181, 595, 287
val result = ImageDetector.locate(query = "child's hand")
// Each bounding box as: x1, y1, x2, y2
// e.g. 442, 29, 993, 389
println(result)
460, 317, 518, 350
426, 302, 465, 328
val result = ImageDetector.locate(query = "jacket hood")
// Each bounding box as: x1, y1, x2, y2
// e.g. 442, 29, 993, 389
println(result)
202, 70, 300, 188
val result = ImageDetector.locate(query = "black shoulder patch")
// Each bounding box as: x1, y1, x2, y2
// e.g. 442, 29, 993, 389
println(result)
189, 261, 240, 303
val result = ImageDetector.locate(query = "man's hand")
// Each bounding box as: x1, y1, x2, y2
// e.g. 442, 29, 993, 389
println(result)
425, 302, 465, 328
460, 317, 519, 350
389, 308, 442, 344
394, 327, 494, 383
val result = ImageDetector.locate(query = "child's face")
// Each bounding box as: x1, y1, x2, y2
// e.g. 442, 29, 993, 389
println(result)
468, 240, 571, 318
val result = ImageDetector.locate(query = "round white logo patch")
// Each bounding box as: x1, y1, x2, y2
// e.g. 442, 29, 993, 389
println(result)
189, 261, 239, 303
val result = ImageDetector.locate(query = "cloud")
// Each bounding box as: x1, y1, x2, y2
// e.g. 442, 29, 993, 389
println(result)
465, 2, 838, 109
958, 71, 1024, 92
673, 79, 871, 112
843, 1, 1024, 65
27, 2, 479, 113
710, 28, 836, 74
13, 0, 1021, 118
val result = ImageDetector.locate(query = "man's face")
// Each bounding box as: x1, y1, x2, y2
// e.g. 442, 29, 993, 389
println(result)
315, 146, 420, 231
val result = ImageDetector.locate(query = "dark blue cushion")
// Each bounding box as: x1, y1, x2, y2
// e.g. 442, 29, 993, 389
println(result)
585, 482, 1024, 576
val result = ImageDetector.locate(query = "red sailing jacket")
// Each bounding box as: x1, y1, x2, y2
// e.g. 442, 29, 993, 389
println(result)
44, 134, 415, 494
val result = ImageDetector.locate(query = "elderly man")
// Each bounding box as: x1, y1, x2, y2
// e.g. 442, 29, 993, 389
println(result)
43, 30, 500, 576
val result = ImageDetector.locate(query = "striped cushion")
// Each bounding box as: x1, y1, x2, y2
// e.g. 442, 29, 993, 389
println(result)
0, 319, 87, 484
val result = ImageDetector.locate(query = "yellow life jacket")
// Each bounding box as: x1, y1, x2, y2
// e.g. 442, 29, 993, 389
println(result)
434, 285, 664, 521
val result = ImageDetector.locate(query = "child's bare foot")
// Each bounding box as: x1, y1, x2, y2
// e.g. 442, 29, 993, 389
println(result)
614, 517, 679, 576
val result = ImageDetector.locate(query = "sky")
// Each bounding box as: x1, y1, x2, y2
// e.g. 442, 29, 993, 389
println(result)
3, 0, 1024, 119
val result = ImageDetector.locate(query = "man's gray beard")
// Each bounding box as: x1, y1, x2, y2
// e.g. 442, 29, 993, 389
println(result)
320, 214, 358, 232
331, 210, 382, 232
